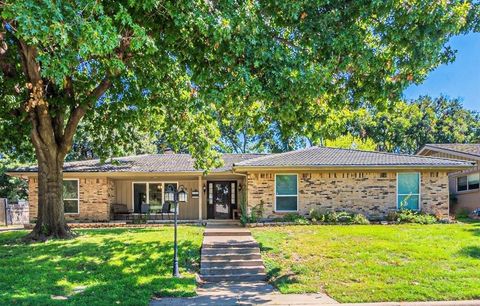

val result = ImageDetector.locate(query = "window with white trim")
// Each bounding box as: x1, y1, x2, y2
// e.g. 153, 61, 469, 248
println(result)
275, 174, 298, 211
133, 182, 178, 214
397, 173, 420, 210
457, 173, 479, 192
63, 179, 79, 214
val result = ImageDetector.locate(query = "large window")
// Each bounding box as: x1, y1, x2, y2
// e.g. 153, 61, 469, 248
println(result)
132, 182, 177, 213
275, 174, 298, 212
63, 179, 79, 214
397, 173, 420, 210
457, 173, 480, 192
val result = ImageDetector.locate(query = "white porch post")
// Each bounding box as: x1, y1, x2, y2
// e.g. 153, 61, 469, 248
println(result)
198, 175, 203, 220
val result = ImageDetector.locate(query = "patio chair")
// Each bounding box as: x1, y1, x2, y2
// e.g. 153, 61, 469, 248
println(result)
161, 202, 172, 220
111, 203, 131, 221
141, 204, 150, 214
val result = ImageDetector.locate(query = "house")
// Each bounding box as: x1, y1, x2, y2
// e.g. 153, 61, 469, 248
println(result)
9, 146, 473, 223
417, 144, 480, 215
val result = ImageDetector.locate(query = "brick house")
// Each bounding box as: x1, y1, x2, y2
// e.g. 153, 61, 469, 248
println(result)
9, 146, 473, 222
417, 144, 480, 215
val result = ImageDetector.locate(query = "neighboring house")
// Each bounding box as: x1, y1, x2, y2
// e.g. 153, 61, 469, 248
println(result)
8, 147, 473, 222
417, 144, 480, 214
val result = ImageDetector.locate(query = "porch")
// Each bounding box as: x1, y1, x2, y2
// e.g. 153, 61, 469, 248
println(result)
108, 174, 246, 222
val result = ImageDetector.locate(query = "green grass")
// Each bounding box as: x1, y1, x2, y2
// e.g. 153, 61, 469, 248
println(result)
252, 222, 480, 303
0, 227, 204, 305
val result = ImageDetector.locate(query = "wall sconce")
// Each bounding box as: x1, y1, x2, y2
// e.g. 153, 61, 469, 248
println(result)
238, 183, 243, 191
203, 184, 207, 193
178, 185, 188, 202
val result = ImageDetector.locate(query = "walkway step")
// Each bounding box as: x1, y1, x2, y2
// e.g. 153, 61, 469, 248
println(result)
201, 265, 265, 275
201, 273, 267, 282
201, 259, 264, 268
201, 253, 262, 261
201, 247, 260, 256
202, 242, 259, 248
200, 223, 266, 283
204, 231, 251, 237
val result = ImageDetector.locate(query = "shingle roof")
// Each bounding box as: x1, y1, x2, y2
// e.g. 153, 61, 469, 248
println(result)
13, 153, 267, 173
420, 143, 480, 158
234, 146, 473, 169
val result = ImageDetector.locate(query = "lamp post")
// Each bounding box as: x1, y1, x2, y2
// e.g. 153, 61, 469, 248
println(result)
165, 184, 187, 278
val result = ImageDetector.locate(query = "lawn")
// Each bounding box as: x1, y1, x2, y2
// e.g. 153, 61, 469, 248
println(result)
252, 222, 480, 303
0, 226, 204, 305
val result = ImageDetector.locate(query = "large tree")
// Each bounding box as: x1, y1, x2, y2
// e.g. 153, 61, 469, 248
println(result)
349, 96, 480, 153
0, 1, 478, 239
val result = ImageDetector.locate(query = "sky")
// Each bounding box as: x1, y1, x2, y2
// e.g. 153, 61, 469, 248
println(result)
404, 32, 480, 111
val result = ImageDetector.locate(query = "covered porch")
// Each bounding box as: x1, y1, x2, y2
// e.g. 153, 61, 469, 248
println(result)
108, 173, 246, 222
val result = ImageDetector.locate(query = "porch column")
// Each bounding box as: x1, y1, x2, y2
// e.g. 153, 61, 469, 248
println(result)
198, 175, 203, 220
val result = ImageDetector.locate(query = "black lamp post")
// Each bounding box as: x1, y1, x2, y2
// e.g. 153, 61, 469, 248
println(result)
165, 184, 187, 278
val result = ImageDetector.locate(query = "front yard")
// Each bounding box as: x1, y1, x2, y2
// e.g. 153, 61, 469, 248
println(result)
252, 222, 480, 303
0, 227, 203, 305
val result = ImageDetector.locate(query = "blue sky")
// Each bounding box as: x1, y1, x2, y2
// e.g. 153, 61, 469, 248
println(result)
404, 32, 480, 111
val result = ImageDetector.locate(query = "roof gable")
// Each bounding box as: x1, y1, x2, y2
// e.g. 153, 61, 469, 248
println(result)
417, 144, 480, 160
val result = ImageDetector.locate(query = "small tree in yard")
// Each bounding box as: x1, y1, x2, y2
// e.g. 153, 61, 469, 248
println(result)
0, 1, 477, 239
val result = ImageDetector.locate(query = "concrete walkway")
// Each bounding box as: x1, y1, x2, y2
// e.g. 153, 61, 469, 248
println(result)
150, 281, 338, 305
200, 221, 266, 282
151, 220, 337, 305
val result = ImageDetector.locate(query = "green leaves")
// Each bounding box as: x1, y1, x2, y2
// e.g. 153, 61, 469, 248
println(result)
0, 0, 479, 169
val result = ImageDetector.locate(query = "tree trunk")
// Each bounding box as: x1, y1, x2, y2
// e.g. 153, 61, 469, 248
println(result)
26, 145, 71, 240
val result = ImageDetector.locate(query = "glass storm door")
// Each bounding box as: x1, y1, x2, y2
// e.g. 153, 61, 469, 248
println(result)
207, 182, 231, 219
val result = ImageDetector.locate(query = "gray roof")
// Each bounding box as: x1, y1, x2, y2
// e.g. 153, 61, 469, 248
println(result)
234, 146, 473, 169
420, 143, 480, 158
12, 147, 473, 174
13, 153, 267, 173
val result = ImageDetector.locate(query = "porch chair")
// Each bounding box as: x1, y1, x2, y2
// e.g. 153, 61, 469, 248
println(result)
161, 202, 172, 220
111, 203, 131, 221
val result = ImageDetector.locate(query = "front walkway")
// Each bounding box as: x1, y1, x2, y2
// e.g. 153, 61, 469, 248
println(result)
151, 220, 337, 305
150, 281, 338, 305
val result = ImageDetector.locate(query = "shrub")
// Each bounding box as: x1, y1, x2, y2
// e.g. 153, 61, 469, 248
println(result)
391, 209, 437, 224
309, 209, 370, 225
352, 213, 370, 225
280, 213, 309, 224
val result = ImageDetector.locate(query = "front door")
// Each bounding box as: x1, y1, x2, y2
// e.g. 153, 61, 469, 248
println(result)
207, 181, 233, 219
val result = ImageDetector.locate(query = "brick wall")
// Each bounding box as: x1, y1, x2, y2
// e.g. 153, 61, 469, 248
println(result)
247, 171, 450, 219
28, 177, 114, 222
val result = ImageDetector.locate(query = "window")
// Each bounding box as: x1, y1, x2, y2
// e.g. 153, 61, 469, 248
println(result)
275, 174, 298, 212
397, 173, 420, 211
63, 179, 79, 214
132, 182, 178, 213
457, 173, 479, 192
231, 182, 236, 205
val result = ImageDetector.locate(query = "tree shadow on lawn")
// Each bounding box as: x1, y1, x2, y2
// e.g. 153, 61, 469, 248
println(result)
459, 246, 480, 259
0, 229, 201, 305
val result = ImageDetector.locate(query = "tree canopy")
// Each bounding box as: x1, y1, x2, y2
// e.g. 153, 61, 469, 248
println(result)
0, 0, 478, 238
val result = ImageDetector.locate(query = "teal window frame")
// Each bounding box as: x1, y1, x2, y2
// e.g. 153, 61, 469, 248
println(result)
274, 174, 298, 212
396, 172, 421, 211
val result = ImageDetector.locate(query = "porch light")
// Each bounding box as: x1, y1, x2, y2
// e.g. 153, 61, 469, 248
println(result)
178, 185, 187, 202
165, 184, 176, 202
